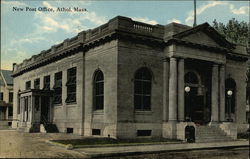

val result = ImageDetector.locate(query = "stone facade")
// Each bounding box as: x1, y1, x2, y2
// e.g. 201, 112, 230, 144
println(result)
12, 16, 249, 140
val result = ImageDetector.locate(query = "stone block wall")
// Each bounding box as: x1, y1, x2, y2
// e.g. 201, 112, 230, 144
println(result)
84, 40, 118, 138
12, 53, 84, 135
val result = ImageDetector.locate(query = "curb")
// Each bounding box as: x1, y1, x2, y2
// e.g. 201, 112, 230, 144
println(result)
78, 141, 249, 158
45, 140, 74, 150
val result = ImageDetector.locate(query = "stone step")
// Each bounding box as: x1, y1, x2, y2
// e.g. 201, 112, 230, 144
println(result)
196, 136, 232, 140
195, 125, 234, 143
196, 139, 234, 143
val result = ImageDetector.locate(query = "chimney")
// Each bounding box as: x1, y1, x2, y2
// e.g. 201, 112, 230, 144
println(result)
13, 63, 16, 72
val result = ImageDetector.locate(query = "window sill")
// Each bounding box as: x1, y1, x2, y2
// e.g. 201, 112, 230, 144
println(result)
135, 110, 153, 115
54, 103, 62, 107
66, 102, 77, 105
93, 110, 104, 115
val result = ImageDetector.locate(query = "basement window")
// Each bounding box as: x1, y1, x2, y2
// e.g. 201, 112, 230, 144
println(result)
92, 129, 101, 135
67, 128, 73, 133
137, 130, 152, 136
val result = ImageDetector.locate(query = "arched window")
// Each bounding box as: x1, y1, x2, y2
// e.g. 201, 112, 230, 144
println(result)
225, 78, 236, 114
134, 67, 152, 110
94, 70, 104, 110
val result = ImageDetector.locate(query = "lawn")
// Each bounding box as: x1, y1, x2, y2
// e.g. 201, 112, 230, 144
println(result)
51, 137, 182, 148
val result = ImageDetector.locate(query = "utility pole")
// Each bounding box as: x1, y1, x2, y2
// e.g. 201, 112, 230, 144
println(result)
193, 0, 197, 27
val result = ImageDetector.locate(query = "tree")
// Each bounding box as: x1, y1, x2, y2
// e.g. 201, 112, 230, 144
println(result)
212, 18, 250, 104
212, 18, 249, 45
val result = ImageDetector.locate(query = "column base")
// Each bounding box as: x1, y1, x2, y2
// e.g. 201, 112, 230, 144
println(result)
162, 121, 196, 141
162, 121, 177, 139
209, 121, 219, 125
219, 122, 237, 139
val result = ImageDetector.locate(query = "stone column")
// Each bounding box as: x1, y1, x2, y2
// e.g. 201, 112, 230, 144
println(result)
178, 59, 185, 121
219, 65, 225, 122
211, 64, 219, 123
6, 106, 9, 120
163, 59, 168, 121
31, 96, 34, 123
21, 97, 24, 122
169, 58, 177, 121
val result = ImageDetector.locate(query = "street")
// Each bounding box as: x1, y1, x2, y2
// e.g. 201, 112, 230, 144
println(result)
0, 130, 86, 158
0, 130, 249, 158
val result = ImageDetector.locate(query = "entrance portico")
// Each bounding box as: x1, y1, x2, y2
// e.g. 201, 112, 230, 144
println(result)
18, 89, 53, 132
162, 24, 239, 139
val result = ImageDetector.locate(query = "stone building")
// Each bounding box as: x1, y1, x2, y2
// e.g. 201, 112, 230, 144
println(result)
0, 70, 13, 127
12, 16, 249, 141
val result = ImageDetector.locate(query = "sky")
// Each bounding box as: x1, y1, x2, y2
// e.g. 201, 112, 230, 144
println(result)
1, 0, 249, 70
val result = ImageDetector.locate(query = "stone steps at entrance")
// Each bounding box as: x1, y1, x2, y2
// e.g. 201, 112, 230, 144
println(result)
195, 125, 233, 143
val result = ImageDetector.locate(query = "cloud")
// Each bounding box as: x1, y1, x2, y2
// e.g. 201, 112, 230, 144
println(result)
185, 1, 228, 24
1, 49, 30, 70
42, 1, 57, 10
185, 1, 249, 25
132, 17, 158, 25
10, 37, 46, 45
80, 11, 107, 25
32, 1, 106, 34
2, 0, 26, 6
229, 5, 249, 15
167, 18, 182, 24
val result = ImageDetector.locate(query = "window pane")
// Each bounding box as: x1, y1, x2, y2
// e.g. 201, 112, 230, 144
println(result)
142, 69, 151, 80
134, 68, 152, 110
143, 96, 151, 110
96, 96, 104, 109
134, 81, 143, 94
96, 83, 100, 95
134, 95, 142, 110
143, 82, 151, 94
94, 70, 104, 110
99, 82, 104, 95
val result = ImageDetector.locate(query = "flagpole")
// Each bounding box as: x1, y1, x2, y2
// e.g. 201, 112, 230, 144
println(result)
193, 0, 197, 27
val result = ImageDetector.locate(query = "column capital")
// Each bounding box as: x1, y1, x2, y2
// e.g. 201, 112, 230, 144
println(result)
213, 63, 219, 67
178, 58, 184, 62
170, 57, 177, 61
220, 65, 225, 69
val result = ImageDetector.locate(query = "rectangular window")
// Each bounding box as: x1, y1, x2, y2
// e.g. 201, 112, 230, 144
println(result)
137, 130, 152, 136
67, 128, 74, 133
34, 78, 40, 89
25, 81, 31, 90
0, 92, 3, 101
9, 92, 13, 103
66, 67, 77, 103
92, 129, 101, 135
8, 106, 13, 116
43, 75, 50, 90
53, 72, 62, 104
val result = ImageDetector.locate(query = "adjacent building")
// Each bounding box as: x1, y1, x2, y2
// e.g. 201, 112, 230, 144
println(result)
0, 70, 13, 124
12, 16, 249, 141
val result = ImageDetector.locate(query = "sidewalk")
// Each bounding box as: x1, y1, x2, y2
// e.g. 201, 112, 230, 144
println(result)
74, 140, 249, 158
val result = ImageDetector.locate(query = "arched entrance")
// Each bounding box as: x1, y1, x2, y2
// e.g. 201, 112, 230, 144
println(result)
184, 71, 208, 124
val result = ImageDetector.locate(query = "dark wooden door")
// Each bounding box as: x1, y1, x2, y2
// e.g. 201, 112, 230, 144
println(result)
41, 96, 50, 122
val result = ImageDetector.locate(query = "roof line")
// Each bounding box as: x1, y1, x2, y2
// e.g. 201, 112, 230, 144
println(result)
0, 71, 7, 87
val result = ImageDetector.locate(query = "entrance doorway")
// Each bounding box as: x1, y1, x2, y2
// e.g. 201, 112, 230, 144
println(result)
184, 72, 207, 125
185, 87, 204, 124
41, 96, 50, 123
